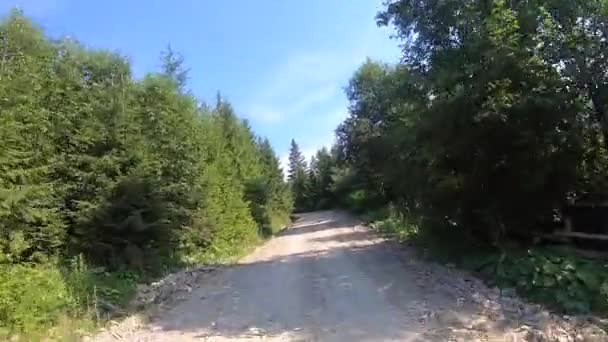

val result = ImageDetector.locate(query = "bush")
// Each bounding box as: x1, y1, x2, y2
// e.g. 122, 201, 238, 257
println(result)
347, 190, 371, 213
368, 207, 418, 242
468, 250, 608, 314
0, 260, 144, 339
0, 264, 73, 335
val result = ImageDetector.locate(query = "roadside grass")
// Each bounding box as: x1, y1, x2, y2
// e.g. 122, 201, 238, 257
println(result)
365, 207, 608, 316
0, 260, 148, 341
0, 218, 292, 341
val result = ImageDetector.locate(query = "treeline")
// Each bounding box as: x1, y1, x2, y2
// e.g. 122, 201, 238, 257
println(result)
294, 0, 608, 245
286, 140, 337, 212
0, 10, 291, 336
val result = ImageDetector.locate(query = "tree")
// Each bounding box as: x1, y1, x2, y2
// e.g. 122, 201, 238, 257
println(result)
0, 11, 294, 270
306, 156, 319, 209
0, 10, 64, 263
160, 44, 189, 92
288, 140, 308, 211
247, 138, 293, 236
304, 147, 337, 210
320, 0, 608, 244
0, 11, 296, 335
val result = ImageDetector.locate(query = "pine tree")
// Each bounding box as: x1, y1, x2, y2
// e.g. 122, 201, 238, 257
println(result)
0, 11, 64, 262
309, 148, 335, 209
288, 140, 308, 211
160, 44, 189, 92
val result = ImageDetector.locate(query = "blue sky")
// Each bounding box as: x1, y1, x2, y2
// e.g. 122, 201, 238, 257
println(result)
0, 0, 400, 168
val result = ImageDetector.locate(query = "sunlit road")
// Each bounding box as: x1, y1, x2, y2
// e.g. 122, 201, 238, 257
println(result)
95, 211, 492, 341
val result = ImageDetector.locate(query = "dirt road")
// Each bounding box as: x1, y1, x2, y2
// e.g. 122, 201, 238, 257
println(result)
94, 211, 606, 341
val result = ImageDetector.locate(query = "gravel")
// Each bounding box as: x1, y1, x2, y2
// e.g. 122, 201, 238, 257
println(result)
91, 211, 608, 342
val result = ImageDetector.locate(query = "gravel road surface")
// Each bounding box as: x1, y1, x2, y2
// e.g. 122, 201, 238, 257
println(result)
93, 211, 607, 341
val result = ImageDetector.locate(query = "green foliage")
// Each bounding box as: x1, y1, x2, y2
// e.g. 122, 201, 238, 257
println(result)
325, 0, 608, 316
287, 140, 309, 211
0, 10, 65, 264
160, 44, 189, 91
326, 0, 608, 244
247, 138, 293, 236
288, 143, 345, 212
369, 208, 608, 314
468, 250, 608, 314
368, 207, 419, 243
0, 259, 142, 340
0, 11, 293, 337
0, 264, 74, 335
304, 148, 337, 210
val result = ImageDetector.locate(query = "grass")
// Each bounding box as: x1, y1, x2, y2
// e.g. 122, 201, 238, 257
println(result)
0, 233, 272, 341
0, 215, 294, 340
0, 255, 151, 341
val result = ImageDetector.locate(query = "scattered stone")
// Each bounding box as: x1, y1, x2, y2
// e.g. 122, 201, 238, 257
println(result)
130, 265, 218, 309
434, 309, 464, 327
397, 245, 608, 342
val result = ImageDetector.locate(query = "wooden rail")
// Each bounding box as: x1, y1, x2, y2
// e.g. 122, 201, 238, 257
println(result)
552, 231, 608, 241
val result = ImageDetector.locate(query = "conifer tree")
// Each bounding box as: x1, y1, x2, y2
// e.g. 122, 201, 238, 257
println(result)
288, 140, 308, 211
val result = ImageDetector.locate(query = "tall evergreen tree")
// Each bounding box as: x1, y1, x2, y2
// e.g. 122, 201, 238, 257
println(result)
0, 10, 64, 263
0, 11, 294, 270
160, 44, 189, 92
310, 148, 336, 209
288, 140, 308, 211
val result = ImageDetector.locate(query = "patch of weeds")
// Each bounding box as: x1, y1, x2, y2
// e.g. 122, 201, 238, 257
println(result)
0, 257, 144, 341
466, 249, 608, 314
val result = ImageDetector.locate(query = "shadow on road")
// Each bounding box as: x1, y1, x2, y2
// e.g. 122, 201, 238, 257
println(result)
308, 230, 376, 245
143, 211, 526, 341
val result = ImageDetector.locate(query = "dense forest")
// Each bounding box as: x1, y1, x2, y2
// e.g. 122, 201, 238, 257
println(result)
289, 0, 608, 313
0, 10, 292, 337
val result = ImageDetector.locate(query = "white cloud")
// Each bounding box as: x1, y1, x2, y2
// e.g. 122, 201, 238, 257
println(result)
260, 51, 357, 99
279, 154, 290, 177
249, 13, 400, 175
244, 46, 371, 124
248, 106, 285, 124
248, 82, 339, 124
322, 106, 349, 128
245, 22, 398, 125
290, 84, 339, 114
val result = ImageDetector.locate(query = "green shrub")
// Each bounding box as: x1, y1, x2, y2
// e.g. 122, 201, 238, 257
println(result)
371, 212, 418, 242
267, 210, 291, 235
347, 190, 370, 213
0, 260, 143, 339
0, 264, 88, 337
467, 250, 608, 314
0, 264, 63, 334
369, 207, 608, 314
